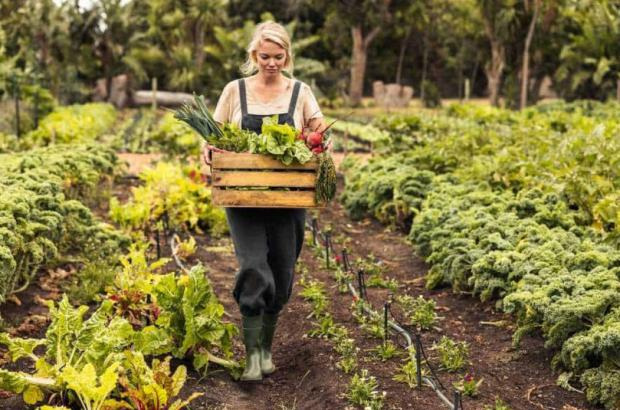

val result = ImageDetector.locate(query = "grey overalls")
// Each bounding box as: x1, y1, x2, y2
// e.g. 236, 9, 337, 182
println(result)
225, 78, 306, 317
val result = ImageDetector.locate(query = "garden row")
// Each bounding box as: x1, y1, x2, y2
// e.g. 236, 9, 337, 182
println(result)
0, 102, 203, 160
340, 101, 620, 409
0, 156, 235, 409
0, 144, 127, 304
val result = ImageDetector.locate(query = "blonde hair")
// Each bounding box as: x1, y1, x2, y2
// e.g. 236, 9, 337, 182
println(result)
241, 21, 294, 76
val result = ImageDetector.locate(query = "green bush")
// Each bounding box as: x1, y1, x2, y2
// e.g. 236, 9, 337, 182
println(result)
421, 80, 441, 108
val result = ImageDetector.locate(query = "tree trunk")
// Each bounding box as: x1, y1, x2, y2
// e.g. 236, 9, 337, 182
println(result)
420, 33, 429, 100
470, 58, 479, 96
349, 25, 380, 106
395, 29, 411, 85
617, 78, 620, 101
520, 1, 539, 110
485, 38, 504, 107
530, 74, 545, 103
194, 18, 205, 74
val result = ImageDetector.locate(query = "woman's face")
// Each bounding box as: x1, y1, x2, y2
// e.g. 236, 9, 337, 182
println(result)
255, 40, 287, 78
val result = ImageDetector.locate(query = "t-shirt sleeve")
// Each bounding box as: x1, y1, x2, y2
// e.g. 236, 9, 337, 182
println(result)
301, 84, 323, 124
213, 82, 234, 124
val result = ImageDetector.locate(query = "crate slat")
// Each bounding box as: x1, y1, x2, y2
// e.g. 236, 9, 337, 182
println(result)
213, 171, 316, 188
212, 152, 318, 170
212, 188, 323, 208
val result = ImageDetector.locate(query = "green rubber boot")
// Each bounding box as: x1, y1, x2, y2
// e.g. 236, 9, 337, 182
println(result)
260, 313, 278, 375
240, 315, 263, 381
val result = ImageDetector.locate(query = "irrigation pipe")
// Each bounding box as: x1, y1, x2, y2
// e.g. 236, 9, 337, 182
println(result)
309, 219, 461, 410
170, 217, 460, 409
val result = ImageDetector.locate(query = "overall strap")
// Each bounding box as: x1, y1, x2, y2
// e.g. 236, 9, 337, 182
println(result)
238, 79, 248, 116
287, 81, 302, 118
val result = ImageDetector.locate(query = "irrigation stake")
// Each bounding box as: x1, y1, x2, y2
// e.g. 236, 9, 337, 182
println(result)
415, 333, 423, 389
453, 390, 462, 410
342, 248, 351, 271
357, 269, 367, 301
383, 301, 389, 347
324, 231, 331, 270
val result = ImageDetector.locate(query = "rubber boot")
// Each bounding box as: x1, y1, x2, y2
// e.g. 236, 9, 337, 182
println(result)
260, 313, 278, 375
240, 315, 262, 381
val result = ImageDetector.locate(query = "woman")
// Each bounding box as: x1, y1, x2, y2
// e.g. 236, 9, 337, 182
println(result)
203, 21, 327, 382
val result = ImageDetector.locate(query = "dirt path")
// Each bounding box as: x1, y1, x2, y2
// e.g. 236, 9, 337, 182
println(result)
177, 178, 597, 410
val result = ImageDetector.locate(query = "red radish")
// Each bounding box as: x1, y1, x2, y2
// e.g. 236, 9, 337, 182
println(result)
307, 131, 323, 147
300, 111, 353, 154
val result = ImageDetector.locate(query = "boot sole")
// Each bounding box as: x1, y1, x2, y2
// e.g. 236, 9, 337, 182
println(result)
240, 376, 263, 382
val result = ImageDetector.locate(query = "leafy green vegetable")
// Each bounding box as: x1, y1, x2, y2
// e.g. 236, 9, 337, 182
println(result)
246, 115, 312, 165
60, 362, 120, 410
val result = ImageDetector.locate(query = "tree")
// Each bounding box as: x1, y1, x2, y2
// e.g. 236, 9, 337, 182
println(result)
318, 0, 392, 105
519, 0, 540, 109
392, 1, 428, 85
476, 0, 518, 106
204, 14, 326, 96
555, 0, 620, 100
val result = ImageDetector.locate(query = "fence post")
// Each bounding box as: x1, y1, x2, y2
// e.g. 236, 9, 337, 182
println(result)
152, 77, 158, 111
464, 78, 471, 102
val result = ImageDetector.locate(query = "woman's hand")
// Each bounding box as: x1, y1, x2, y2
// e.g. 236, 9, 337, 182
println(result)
202, 144, 227, 166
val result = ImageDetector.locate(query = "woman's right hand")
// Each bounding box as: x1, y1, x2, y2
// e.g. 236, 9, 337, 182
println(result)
202, 144, 227, 166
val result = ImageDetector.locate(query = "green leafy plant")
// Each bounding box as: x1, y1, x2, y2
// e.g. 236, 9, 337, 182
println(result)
454, 373, 483, 397
59, 362, 120, 410
67, 257, 119, 304
307, 313, 341, 339
334, 335, 359, 374
393, 347, 426, 389
396, 295, 439, 330
371, 341, 400, 361
109, 161, 228, 239
299, 279, 329, 318
148, 265, 239, 373
347, 369, 386, 410
247, 115, 312, 165
483, 398, 512, 410
0, 144, 128, 304
25, 103, 117, 146
433, 336, 469, 372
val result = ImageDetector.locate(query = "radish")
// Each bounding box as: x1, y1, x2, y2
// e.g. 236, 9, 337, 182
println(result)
301, 111, 352, 155
307, 131, 323, 147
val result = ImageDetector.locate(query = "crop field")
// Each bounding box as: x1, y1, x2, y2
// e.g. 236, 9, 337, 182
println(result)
4, 0, 620, 407
0, 98, 617, 410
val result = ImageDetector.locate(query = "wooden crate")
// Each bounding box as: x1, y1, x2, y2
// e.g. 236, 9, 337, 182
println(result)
210, 152, 324, 208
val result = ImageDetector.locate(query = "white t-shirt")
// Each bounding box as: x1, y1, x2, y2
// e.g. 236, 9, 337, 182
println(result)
213, 78, 323, 130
